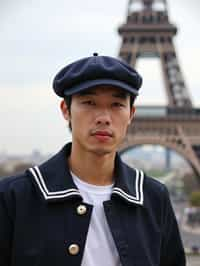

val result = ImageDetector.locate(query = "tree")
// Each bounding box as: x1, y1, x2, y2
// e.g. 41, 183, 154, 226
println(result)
189, 191, 200, 207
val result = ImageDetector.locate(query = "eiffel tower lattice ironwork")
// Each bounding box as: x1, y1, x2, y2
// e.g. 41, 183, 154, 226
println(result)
118, 0, 200, 178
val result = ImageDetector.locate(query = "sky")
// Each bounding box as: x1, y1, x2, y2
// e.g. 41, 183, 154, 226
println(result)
0, 0, 200, 155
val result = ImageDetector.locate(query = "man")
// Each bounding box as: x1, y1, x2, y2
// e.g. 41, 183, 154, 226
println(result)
0, 54, 185, 265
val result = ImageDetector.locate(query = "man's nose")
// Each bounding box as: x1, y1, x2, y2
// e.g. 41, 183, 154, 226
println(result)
95, 110, 111, 125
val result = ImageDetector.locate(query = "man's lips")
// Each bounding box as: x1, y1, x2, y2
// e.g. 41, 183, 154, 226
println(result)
92, 131, 113, 137
91, 130, 113, 141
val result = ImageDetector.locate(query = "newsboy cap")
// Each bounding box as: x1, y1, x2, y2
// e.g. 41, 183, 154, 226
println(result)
53, 53, 142, 97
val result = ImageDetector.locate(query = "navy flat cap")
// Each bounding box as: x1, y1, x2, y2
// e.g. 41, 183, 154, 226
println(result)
53, 53, 142, 97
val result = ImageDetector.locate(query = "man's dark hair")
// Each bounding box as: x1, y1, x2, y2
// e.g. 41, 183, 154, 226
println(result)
64, 93, 136, 131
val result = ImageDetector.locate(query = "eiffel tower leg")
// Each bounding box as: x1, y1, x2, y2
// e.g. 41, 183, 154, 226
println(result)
118, 41, 139, 67
177, 126, 200, 178
158, 42, 192, 108
192, 145, 200, 177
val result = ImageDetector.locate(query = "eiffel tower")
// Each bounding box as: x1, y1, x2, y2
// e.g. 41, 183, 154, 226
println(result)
118, 0, 200, 178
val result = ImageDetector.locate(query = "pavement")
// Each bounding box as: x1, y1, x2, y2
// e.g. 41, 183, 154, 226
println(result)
187, 255, 200, 266
172, 200, 200, 266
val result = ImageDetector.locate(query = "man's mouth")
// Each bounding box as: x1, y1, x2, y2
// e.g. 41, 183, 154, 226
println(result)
93, 131, 112, 136
91, 130, 113, 141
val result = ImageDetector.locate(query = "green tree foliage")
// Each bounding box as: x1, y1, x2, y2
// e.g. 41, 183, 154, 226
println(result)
189, 191, 200, 207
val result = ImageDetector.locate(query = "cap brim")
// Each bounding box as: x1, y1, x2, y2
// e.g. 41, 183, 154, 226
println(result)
63, 79, 139, 97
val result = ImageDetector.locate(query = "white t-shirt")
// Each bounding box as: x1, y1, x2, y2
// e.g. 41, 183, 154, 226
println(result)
71, 172, 122, 266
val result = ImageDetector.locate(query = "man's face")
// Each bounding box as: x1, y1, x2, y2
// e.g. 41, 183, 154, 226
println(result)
61, 86, 135, 156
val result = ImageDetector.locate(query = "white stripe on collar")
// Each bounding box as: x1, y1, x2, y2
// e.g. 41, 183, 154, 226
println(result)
112, 169, 144, 205
29, 166, 81, 201
29, 166, 144, 205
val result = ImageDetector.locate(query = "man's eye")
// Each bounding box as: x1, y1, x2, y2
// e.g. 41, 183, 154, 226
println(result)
112, 102, 125, 107
82, 100, 95, 105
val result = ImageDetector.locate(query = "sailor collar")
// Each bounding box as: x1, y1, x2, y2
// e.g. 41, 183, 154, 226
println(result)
28, 143, 145, 207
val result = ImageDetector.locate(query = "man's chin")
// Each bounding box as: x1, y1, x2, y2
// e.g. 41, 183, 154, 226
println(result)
90, 146, 116, 156
85, 139, 119, 155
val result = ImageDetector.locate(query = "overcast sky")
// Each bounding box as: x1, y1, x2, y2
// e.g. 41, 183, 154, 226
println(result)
0, 0, 200, 155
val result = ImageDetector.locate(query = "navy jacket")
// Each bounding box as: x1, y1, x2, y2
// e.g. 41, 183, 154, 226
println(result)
0, 143, 185, 266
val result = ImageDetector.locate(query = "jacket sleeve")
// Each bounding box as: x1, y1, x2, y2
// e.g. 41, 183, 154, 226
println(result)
0, 181, 13, 266
160, 186, 186, 266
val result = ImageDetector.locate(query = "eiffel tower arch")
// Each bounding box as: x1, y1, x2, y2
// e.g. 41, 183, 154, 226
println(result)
118, 0, 200, 178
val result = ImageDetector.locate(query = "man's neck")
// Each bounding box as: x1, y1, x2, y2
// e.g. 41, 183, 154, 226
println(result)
68, 143, 116, 186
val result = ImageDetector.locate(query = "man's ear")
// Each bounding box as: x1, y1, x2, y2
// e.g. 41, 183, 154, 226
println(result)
60, 100, 70, 121
128, 105, 136, 125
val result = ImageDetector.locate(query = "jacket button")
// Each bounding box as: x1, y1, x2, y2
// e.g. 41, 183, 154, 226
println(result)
68, 244, 80, 255
77, 204, 87, 215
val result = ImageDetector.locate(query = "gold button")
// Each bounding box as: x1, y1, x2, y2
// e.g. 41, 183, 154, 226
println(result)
77, 205, 87, 215
68, 244, 80, 255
